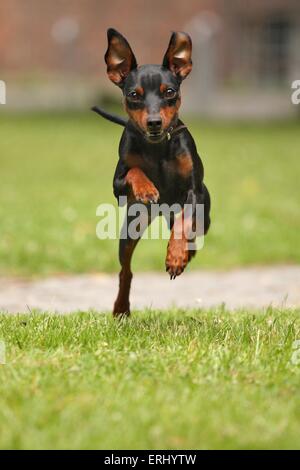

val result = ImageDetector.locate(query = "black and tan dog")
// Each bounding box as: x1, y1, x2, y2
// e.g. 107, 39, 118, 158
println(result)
93, 28, 211, 316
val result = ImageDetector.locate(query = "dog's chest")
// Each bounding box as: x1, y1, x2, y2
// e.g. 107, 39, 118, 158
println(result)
141, 153, 191, 204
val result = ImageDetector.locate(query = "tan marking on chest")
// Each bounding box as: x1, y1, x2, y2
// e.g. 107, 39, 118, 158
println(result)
125, 154, 144, 169
175, 153, 193, 177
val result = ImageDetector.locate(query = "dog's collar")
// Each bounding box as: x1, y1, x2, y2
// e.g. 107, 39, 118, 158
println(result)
166, 124, 187, 141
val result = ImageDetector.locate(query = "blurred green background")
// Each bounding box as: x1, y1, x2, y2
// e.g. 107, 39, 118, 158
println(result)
1, 112, 299, 276
1, 0, 300, 277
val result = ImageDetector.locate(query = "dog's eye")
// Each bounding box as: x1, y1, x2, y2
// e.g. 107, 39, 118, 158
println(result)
165, 88, 177, 99
127, 91, 139, 100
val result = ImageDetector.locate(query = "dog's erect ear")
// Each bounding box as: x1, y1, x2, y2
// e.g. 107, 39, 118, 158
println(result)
105, 28, 137, 86
162, 32, 192, 80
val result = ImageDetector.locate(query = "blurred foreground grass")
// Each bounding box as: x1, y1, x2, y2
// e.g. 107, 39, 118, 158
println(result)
0, 112, 299, 276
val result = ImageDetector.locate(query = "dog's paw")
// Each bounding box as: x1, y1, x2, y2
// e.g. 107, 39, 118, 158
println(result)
133, 182, 160, 204
113, 301, 130, 318
126, 168, 159, 204
165, 239, 189, 280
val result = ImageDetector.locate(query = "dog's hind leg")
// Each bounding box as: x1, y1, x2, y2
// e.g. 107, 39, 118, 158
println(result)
113, 207, 151, 317
113, 238, 138, 317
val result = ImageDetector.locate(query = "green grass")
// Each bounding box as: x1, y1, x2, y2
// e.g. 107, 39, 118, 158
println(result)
1, 308, 300, 449
0, 112, 300, 276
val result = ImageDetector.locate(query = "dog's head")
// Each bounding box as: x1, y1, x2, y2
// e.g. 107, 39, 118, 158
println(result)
105, 28, 192, 143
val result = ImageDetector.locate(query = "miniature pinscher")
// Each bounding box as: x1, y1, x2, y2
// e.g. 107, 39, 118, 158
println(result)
92, 28, 211, 316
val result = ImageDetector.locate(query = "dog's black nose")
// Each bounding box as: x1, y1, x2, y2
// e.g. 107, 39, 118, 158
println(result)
147, 116, 162, 134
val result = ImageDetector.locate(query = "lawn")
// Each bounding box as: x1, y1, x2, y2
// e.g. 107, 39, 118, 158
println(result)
0, 308, 300, 449
0, 112, 300, 276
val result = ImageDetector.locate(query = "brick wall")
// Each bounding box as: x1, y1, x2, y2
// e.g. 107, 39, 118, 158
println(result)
1, 0, 299, 116
0, 0, 221, 78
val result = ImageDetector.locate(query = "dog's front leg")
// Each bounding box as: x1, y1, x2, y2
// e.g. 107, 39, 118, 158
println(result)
113, 160, 159, 204
126, 167, 159, 204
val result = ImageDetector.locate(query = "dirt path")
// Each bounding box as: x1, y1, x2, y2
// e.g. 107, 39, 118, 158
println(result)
0, 265, 299, 313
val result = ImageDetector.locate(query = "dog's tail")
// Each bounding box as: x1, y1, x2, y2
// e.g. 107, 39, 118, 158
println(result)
91, 106, 127, 127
